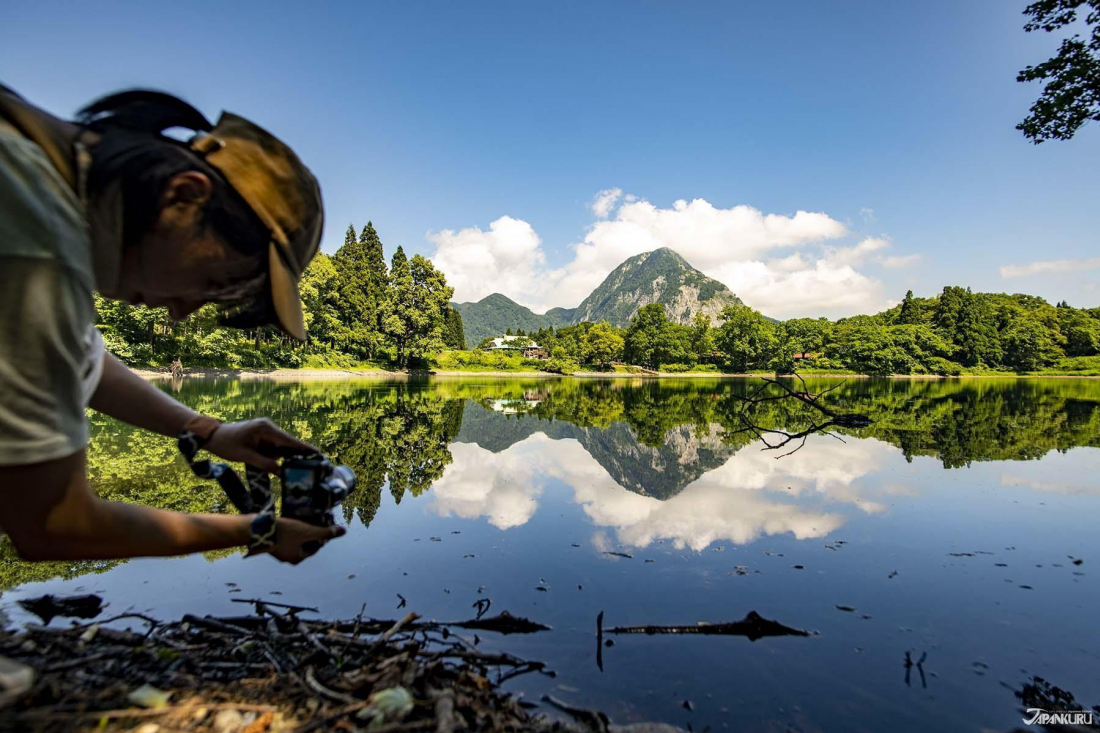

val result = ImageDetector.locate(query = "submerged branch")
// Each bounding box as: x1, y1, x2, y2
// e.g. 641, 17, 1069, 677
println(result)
605, 610, 813, 642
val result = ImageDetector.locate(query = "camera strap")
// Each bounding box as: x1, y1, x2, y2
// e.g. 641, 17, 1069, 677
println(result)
177, 429, 278, 553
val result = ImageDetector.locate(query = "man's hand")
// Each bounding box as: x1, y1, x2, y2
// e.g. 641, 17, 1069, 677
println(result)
206, 418, 317, 473
257, 518, 346, 565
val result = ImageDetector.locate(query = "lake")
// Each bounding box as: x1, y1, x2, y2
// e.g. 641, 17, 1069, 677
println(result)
3, 376, 1099, 732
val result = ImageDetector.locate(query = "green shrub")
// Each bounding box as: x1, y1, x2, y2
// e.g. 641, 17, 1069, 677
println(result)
542, 357, 578, 374
924, 357, 963, 376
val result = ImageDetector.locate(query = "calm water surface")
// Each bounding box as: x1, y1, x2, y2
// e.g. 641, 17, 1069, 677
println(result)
2, 376, 1099, 732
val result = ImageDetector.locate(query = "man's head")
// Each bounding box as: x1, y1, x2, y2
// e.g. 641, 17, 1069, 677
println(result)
78, 91, 322, 339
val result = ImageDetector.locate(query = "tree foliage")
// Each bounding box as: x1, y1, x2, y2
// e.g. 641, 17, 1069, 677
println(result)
715, 305, 776, 373
1017, 0, 1100, 142
96, 221, 453, 370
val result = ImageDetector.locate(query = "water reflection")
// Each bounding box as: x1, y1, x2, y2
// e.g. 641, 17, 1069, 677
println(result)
2, 376, 1099, 590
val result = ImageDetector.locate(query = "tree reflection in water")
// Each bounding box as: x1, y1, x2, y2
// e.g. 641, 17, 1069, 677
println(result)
2, 376, 1097, 589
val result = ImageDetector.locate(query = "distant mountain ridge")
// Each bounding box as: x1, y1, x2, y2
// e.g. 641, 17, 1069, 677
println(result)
452, 248, 742, 345
451, 294, 572, 346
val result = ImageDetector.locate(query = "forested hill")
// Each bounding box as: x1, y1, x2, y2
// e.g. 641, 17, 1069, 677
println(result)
451, 294, 572, 347
453, 247, 742, 345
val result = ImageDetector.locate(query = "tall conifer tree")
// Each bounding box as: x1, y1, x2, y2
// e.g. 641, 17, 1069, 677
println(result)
333, 222, 381, 358
382, 246, 413, 366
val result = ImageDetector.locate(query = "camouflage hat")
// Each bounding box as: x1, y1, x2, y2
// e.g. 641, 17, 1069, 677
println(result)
190, 113, 322, 340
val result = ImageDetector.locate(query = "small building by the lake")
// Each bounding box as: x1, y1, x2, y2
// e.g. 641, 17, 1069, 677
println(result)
486, 336, 548, 360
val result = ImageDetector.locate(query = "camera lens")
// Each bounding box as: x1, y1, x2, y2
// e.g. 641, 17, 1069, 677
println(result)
332, 465, 357, 493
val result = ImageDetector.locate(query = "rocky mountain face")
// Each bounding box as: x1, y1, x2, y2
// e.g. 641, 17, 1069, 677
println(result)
570, 248, 742, 326
451, 248, 742, 345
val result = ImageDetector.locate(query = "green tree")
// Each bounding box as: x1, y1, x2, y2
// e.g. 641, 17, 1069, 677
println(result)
1016, 0, 1100, 143
828, 322, 915, 375
299, 253, 342, 346
955, 289, 1002, 367
623, 304, 676, 369
689, 312, 715, 364
333, 222, 385, 358
582, 321, 624, 368
780, 317, 832, 354
933, 286, 967, 336
1002, 314, 1066, 369
1058, 306, 1100, 355
715, 305, 776, 372
382, 250, 454, 367
897, 290, 922, 325
442, 306, 467, 350
382, 247, 413, 365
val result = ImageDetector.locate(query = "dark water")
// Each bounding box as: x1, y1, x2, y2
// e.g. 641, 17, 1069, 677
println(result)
3, 376, 1099, 732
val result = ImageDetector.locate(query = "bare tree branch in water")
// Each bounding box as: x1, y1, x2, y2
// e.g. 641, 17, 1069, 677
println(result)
726, 374, 873, 458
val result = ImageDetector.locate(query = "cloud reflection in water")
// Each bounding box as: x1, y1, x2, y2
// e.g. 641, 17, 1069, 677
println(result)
428, 429, 909, 551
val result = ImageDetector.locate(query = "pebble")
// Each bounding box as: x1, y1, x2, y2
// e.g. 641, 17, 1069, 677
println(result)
213, 709, 243, 733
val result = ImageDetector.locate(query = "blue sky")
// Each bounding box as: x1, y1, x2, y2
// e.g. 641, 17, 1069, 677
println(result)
4, 0, 1098, 317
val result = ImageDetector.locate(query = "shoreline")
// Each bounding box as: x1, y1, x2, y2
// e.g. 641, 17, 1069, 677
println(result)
132, 367, 1100, 381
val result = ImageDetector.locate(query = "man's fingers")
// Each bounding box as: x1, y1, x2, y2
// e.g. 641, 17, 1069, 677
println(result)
261, 425, 317, 452
241, 449, 279, 473
306, 524, 346, 540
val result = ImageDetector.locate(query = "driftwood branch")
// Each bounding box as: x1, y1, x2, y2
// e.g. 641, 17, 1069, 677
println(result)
728, 375, 872, 458
605, 610, 812, 642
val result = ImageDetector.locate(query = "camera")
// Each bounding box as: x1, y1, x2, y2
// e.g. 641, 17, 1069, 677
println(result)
280, 453, 357, 527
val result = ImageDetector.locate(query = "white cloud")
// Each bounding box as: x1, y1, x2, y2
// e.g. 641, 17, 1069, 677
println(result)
860, 207, 876, 223
1000, 257, 1100, 279
432, 193, 915, 318
999, 473, 1100, 496
710, 259, 884, 319
590, 188, 623, 219
430, 425, 910, 551
428, 216, 546, 305
427, 439, 546, 529
876, 254, 922, 269
824, 237, 890, 268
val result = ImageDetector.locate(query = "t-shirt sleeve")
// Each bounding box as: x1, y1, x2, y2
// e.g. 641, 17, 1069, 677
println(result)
0, 257, 101, 466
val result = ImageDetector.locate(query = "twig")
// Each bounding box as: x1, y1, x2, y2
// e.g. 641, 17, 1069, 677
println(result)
377, 612, 420, 646
302, 665, 360, 705
231, 598, 320, 614
12, 702, 277, 722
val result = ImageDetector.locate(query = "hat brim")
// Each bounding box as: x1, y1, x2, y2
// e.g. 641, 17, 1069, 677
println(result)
268, 240, 307, 341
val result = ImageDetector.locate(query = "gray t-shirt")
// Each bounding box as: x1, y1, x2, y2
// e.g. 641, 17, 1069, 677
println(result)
0, 119, 104, 466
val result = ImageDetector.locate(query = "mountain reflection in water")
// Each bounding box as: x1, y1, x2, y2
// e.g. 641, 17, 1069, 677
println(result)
2, 376, 1099, 733
3, 376, 1098, 589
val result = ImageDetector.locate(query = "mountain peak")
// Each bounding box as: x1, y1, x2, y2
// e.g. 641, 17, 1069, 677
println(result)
453, 248, 743, 344
571, 248, 741, 326
477, 293, 520, 306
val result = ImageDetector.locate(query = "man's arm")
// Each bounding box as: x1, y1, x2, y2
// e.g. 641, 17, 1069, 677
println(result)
88, 353, 197, 438
89, 354, 316, 473
0, 448, 342, 562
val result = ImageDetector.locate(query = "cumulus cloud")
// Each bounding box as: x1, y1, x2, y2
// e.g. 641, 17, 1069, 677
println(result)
428, 216, 546, 306
1000, 257, 1100, 279
590, 188, 623, 219
431, 192, 920, 318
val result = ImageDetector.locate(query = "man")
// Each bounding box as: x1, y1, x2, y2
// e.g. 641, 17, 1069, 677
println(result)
0, 85, 344, 564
